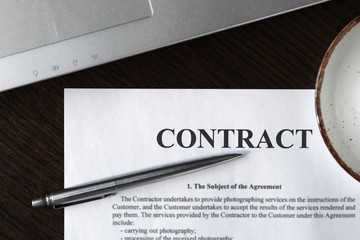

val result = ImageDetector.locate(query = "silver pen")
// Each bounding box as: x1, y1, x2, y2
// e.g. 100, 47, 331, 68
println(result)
32, 153, 242, 209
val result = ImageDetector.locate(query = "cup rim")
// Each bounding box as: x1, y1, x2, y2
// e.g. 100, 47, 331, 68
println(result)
315, 16, 360, 182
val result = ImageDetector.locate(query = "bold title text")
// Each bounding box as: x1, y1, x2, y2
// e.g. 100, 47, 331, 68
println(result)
157, 128, 313, 149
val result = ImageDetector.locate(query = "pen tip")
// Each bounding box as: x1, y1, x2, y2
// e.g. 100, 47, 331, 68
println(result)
32, 197, 47, 208
232, 153, 242, 159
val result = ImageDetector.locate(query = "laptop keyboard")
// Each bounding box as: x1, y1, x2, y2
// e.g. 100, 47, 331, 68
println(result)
0, 0, 152, 58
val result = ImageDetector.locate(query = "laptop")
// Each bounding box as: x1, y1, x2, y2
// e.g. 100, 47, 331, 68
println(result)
0, 0, 328, 91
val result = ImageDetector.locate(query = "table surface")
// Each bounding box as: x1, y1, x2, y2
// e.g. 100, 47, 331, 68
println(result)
0, 0, 359, 239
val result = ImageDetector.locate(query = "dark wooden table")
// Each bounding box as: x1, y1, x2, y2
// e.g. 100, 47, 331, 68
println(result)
0, 0, 359, 239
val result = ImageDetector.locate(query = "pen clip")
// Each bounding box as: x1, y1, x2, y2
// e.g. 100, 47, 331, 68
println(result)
53, 193, 116, 209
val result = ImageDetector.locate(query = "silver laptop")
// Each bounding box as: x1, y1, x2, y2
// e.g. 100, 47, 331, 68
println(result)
0, 0, 328, 91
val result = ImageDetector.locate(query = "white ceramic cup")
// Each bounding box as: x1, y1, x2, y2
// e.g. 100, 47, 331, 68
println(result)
316, 16, 360, 182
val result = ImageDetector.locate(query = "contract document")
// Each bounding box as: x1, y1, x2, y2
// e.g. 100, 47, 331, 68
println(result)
64, 89, 360, 240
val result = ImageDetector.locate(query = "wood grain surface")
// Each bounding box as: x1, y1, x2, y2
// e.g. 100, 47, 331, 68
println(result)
0, 0, 359, 239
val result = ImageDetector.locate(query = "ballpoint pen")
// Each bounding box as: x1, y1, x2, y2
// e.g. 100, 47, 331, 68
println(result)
32, 153, 242, 209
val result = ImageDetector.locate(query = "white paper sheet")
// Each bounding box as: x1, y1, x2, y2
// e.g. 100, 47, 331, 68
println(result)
65, 89, 360, 240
